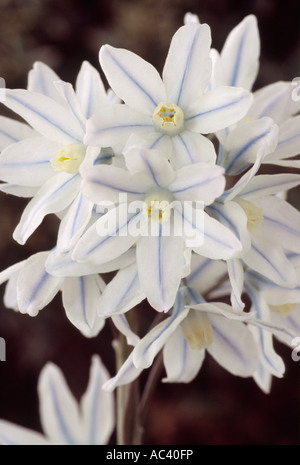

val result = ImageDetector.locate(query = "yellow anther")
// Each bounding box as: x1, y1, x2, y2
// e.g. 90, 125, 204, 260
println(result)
270, 303, 296, 317
152, 101, 184, 136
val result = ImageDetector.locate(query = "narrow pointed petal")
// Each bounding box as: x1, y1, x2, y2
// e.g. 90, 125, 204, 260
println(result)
84, 104, 153, 153
111, 314, 140, 346
81, 164, 149, 205
57, 194, 94, 253
0, 115, 36, 150
189, 301, 254, 321
17, 252, 63, 316
176, 205, 243, 259
62, 275, 105, 338
46, 246, 136, 277
163, 23, 211, 106
123, 144, 175, 187
208, 314, 259, 377
269, 115, 300, 160
80, 356, 114, 445
227, 258, 245, 311
223, 117, 278, 174
38, 363, 82, 445
249, 81, 292, 123
132, 295, 190, 369
0, 137, 60, 186
170, 163, 225, 204
28, 61, 65, 103
207, 200, 251, 251
99, 44, 165, 113
3, 89, 84, 144
255, 196, 300, 253
136, 229, 185, 312
72, 209, 141, 265
13, 173, 80, 245
162, 327, 205, 383
0, 184, 39, 197
187, 255, 227, 294
246, 285, 285, 377
253, 363, 272, 394
75, 61, 108, 119
171, 131, 217, 169
102, 352, 144, 391
240, 173, 300, 200
54, 80, 86, 130
221, 15, 260, 90
98, 263, 145, 317
0, 420, 49, 445
185, 86, 252, 133
243, 231, 297, 286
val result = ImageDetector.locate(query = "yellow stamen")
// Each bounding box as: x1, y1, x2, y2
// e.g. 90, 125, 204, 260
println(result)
269, 303, 296, 317
237, 198, 264, 234
51, 143, 86, 174
181, 310, 213, 350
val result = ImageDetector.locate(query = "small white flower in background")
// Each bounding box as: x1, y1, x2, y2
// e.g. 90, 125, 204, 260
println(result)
0, 356, 114, 445
0, 61, 117, 251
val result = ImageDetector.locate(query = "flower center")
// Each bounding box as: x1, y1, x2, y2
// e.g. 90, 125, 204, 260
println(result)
51, 143, 86, 174
142, 189, 173, 224
152, 102, 184, 136
181, 310, 213, 350
269, 303, 296, 317
237, 198, 264, 234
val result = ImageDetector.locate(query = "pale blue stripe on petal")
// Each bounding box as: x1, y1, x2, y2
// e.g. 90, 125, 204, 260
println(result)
49, 380, 77, 445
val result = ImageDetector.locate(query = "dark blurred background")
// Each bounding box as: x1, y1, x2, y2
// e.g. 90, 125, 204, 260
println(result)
0, 0, 299, 445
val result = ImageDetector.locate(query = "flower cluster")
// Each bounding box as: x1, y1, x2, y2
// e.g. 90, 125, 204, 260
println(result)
0, 13, 300, 444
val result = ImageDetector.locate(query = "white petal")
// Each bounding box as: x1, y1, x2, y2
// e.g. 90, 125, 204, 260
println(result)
185, 86, 252, 133
237, 173, 300, 201
46, 246, 136, 277
221, 15, 260, 90
81, 163, 149, 205
243, 231, 297, 287
132, 296, 190, 369
171, 131, 217, 169
207, 200, 251, 251
177, 205, 243, 259
98, 263, 145, 317
163, 23, 211, 106
57, 194, 94, 252
223, 117, 278, 174
0, 137, 60, 186
62, 275, 105, 338
38, 363, 82, 445
246, 286, 285, 377
111, 314, 140, 346
13, 173, 80, 244
136, 230, 185, 312
123, 144, 175, 187
17, 252, 63, 316
102, 352, 143, 391
270, 115, 300, 160
208, 314, 259, 377
0, 184, 39, 197
3, 89, 84, 145
72, 209, 141, 265
99, 45, 165, 113
227, 258, 245, 311
162, 326, 205, 383
80, 355, 114, 445
253, 363, 272, 394
170, 163, 225, 204
0, 420, 49, 445
84, 105, 153, 153
187, 255, 227, 294
249, 81, 292, 123
75, 61, 108, 119
54, 80, 86, 130
0, 115, 36, 151
255, 196, 300, 253
28, 61, 65, 103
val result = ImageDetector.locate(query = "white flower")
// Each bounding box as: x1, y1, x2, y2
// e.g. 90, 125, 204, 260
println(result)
85, 22, 252, 168
0, 356, 114, 445
73, 142, 242, 312
0, 61, 116, 250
